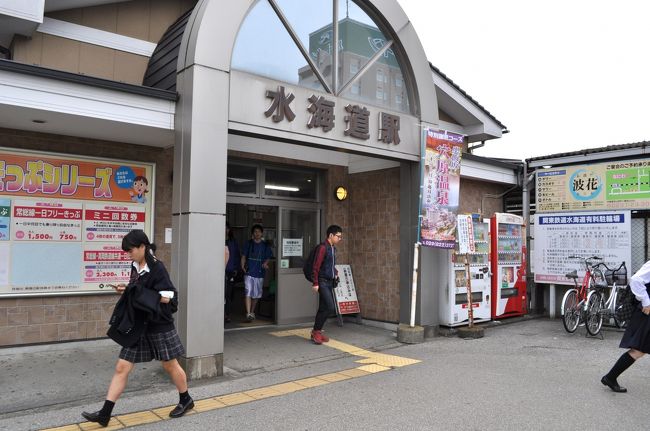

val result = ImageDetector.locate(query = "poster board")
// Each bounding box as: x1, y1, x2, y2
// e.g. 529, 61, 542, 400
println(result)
334, 264, 361, 314
536, 159, 650, 212
533, 211, 631, 285
419, 128, 464, 249
0, 148, 154, 296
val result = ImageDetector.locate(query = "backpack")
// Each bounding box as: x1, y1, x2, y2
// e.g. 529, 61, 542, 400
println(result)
303, 244, 323, 283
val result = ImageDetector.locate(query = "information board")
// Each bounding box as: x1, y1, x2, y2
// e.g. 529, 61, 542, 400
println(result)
334, 264, 361, 314
533, 211, 631, 285
0, 148, 154, 296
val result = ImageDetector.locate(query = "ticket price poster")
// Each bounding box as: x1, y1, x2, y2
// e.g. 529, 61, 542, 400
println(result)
533, 211, 631, 285
0, 148, 154, 296
334, 264, 361, 314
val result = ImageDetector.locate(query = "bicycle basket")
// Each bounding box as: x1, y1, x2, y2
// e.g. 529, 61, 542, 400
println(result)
605, 265, 627, 285
592, 267, 608, 288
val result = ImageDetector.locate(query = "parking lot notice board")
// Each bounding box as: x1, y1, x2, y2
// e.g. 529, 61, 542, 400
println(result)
533, 211, 631, 285
0, 148, 154, 296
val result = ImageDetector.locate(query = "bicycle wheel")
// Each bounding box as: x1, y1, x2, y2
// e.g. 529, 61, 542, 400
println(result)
586, 291, 604, 336
562, 289, 580, 333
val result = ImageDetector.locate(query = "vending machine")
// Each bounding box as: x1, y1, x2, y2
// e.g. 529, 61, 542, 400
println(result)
440, 215, 492, 326
490, 212, 527, 318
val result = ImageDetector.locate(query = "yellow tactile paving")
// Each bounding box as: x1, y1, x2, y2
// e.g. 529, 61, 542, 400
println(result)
317, 372, 353, 383
79, 418, 123, 431
115, 411, 159, 427
151, 405, 176, 420
244, 386, 283, 400
193, 398, 227, 412
356, 353, 421, 368
357, 364, 391, 373
338, 368, 371, 378
294, 377, 330, 388
266, 381, 307, 394
39, 332, 421, 431
215, 392, 256, 406
40, 425, 81, 431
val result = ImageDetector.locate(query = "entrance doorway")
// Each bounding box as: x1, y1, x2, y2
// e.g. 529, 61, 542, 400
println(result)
226, 204, 278, 329
225, 202, 321, 328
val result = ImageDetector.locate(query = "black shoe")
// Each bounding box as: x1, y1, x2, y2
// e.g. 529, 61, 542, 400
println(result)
81, 410, 111, 427
169, 397, 194, 418
601, 375, 627, 393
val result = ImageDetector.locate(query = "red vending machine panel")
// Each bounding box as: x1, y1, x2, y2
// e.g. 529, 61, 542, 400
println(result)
490, 213, 527, 318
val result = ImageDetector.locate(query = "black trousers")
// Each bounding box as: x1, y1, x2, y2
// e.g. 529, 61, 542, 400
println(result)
224, 272, 235, 316
314, 279, 336, 331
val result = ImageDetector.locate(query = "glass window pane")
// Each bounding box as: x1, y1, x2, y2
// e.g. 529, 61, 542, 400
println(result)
227, 163, 257, 194
337, 0, 411, 113
275, 0, 334, 91
281, 209, 319, 269
264, 167, 317, 200
231, 0, 325, 91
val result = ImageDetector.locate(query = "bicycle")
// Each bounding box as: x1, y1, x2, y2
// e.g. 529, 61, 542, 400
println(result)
561, 255, 603, 333
584, 261, 628, 336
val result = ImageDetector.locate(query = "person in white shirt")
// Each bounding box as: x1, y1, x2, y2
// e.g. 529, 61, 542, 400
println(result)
601, 260, 650, 393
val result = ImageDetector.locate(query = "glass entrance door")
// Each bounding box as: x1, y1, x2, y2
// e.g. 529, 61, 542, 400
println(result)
277, 208, 320, 324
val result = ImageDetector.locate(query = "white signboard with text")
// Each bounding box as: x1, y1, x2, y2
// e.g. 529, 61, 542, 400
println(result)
334, 264, 361, 314
534, 211, 631, 285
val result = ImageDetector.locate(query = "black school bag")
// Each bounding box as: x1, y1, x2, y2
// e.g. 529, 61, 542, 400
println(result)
303, 244, 324, 283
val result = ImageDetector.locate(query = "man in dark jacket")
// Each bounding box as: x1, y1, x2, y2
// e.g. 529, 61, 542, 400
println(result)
310, 225, 342, 344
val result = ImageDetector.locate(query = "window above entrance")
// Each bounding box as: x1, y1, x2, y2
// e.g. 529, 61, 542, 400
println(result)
231, 0, 413, 114
227, 161, 320, 202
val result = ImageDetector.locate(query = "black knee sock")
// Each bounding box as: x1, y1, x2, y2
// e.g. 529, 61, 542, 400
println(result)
179, 390, 191, 403
606, 352, 636, 380
99, 400, 115, 417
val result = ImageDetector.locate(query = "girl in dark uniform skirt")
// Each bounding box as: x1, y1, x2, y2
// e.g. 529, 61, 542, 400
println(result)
81, 230, 194, 426
602, 261, 650, 393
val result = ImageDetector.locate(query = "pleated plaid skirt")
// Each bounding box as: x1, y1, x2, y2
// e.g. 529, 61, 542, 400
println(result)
119, 329, 185, 363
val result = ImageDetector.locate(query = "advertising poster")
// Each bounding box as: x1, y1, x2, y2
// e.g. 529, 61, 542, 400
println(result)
536, 158, 650, 212
334, 264, 361, 314
0, 198, 9, 240
533, 211, 631, 285
0, 148, 154, 296
419, 128, 463, 249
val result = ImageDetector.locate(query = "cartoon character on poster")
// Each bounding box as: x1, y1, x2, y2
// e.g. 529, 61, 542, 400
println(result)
129, 176, 149, 204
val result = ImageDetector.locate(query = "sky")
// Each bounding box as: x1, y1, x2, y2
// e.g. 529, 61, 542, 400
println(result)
396, 0, 650, 161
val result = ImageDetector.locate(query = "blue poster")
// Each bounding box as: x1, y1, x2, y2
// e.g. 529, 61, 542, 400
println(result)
0, 198, 10, 241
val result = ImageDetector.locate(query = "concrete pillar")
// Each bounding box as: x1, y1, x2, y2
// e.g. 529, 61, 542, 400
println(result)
171, 65, 229, 379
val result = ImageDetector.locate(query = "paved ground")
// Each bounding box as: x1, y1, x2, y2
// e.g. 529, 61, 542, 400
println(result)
0, 318, 647, 430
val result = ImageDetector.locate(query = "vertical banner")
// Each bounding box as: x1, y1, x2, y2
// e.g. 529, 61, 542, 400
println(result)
419, 129, 464, 248
0, 148, 154, 296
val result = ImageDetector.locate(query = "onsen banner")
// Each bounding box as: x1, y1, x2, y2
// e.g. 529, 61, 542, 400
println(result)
0, 148, 154, 296
419, 129, 464, 249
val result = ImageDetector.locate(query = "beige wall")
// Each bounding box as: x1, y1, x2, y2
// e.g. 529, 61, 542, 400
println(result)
0, 128, 173, 346
459, 178, 511, 218
11, 0, 197, 85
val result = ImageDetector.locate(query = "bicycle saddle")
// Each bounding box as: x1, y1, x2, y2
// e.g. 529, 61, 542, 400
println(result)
565, 269, 578, 279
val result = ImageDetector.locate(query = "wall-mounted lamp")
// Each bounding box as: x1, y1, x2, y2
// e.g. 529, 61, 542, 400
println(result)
334, 186, 348, 201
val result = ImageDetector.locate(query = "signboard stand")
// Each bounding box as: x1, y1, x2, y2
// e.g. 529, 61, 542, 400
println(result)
333, 264, 362, 326
456, 214, 484, 339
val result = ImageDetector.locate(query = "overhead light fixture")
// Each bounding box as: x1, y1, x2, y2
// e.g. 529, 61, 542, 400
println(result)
32, 119, 47, 124
265, 184, 299, 192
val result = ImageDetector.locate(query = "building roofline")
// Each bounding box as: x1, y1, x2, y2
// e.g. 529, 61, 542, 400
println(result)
429, 62, 508, 132
0, 59, 177, 101
526, 141, 650, 164
464, 152, 522, 170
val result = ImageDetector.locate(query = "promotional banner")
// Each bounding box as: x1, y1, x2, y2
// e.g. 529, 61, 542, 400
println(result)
419, 129, 463, 248
533, 211, 631, 285
0, 148, 154, 296
536, 158, 650, 212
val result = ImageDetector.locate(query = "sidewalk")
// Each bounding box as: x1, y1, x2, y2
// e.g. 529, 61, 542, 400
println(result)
0, 321, 401, 427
